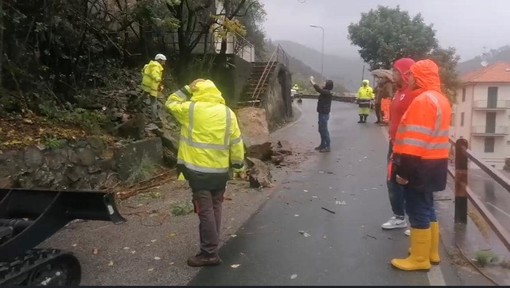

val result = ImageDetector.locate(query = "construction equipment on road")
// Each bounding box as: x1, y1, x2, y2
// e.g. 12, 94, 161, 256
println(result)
0, 188, 126, 286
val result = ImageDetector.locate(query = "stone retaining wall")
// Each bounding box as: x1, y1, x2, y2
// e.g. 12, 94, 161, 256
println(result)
0, 137, 164, 190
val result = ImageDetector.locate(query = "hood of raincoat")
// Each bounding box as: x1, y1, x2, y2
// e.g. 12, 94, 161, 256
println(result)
190, 80, 226, 105
410, 59, 442, 92
393, 58, 415, 86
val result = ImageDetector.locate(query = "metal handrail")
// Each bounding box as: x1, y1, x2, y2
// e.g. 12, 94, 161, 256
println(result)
448, 137, 510, 250
251, 44, 287, 103
250, 46, 279, 102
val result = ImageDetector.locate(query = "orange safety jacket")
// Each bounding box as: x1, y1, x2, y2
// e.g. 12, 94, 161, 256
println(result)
390, 59, 451, 192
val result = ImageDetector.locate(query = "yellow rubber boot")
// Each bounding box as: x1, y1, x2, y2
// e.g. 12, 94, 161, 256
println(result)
392, 228, 431, 271
430, 222, 441, 265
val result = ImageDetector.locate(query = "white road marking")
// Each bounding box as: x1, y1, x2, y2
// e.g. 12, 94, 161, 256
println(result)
380, 126, 447, 286
428, 265, 446, 286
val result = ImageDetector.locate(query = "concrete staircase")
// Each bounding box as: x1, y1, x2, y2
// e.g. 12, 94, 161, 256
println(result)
239, 61, 278, 105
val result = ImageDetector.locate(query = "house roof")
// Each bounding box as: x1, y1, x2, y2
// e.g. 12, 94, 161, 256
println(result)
461, 62, 510, 84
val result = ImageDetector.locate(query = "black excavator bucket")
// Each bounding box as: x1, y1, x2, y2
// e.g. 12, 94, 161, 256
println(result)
0, 188, 126, 285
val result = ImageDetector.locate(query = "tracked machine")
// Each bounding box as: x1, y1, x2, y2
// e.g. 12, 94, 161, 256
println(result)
0, 188, 126, 286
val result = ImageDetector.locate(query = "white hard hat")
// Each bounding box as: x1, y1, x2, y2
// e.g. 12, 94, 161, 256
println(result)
155, 54, 167, 61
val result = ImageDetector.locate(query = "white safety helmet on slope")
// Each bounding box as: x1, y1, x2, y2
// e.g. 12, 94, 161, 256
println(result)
155, 54, 167, 61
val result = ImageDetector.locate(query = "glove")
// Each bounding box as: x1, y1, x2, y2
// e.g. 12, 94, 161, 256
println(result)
232, 164, 245, 172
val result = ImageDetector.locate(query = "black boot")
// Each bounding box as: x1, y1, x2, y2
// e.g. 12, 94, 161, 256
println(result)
363, 115, 368, 123
358, 115, 363, 123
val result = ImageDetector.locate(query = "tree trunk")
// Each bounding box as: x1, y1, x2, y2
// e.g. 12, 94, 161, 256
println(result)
0, 0, 4, 89
219, 0, 231, 56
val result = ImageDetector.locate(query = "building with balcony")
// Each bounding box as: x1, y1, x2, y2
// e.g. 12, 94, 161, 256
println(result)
452, 62, 510, 169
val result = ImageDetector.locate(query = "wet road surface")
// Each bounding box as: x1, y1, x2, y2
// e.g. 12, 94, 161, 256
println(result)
189, 100, 463, 286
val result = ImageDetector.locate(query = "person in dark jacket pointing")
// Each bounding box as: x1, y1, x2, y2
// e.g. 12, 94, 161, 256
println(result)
310, 76, 333, 153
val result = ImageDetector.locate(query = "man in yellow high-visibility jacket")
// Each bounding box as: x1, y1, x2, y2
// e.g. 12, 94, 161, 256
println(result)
356, 79, 375, 123
141, 54, 166, 97
140, 54, 166, 124
165, 79, 245, 267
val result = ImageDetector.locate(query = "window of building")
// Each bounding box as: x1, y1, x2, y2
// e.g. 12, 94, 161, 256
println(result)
488, 87, 498, 108
450, 113, 455, 126
484, 137, 495, 153
460, 112, 464, 127
462, 87, 466, 102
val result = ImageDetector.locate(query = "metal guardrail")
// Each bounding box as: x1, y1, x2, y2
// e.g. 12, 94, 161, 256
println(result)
298, 94, 356, 103
449, 138, 510, 250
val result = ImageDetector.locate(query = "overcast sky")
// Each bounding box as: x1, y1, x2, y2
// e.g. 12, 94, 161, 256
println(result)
258, 0, 509, 61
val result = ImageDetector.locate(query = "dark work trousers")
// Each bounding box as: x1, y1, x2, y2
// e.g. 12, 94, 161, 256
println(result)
192, 189, 225, 255
387, 141, 405, 217
375, 101, 382, 122
403, 187, 437, 229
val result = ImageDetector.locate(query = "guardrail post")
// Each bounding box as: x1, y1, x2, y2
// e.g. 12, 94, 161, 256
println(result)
454, 138, 469, 224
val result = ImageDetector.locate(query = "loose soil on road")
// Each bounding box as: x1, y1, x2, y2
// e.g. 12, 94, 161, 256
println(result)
41, 137, 312, 286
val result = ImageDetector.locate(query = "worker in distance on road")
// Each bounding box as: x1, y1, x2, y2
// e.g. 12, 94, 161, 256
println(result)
310, 76, 333, 153
356, 79, 374, 123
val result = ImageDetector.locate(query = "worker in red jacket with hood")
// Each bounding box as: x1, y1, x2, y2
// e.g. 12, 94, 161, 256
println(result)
381, 58, 416, 236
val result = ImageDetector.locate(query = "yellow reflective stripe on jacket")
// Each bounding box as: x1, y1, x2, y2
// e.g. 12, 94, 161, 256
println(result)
397, 125, 449, 137
177, 159, 229, 173
185, 103, 232, 150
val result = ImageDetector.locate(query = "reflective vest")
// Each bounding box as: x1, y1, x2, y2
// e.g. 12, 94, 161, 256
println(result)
165, 80, 245, 176
393, 91, 451, 160
356, 86, 374, 100
141, 60, 164, 97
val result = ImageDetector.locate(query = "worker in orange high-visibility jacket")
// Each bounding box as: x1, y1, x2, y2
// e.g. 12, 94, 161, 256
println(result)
389, 59, 451, 271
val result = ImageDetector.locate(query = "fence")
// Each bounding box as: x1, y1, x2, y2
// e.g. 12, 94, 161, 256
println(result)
450, 138, 510, 250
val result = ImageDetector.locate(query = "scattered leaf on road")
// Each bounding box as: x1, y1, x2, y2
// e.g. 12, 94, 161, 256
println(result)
312, 196, 318, 199
108, 261, 114, 266
303, 190, 309, 193
335, 201, 346, 205
131, 250, 136, 254
123, 247, 130, 250
299, 231, 311, 238
93, 248, 99, 255
148, 268, 154, 272
151, 239, 157, 243
170, 262, 175, 265
231, 264, 241, 269
154, 257, 161, 261
290, 274, 298, 280
72, 244, 78, 247
231, 234, 237, 238
294, 214, 299, 217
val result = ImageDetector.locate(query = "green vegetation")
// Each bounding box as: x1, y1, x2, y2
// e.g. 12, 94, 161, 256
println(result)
348, 6, 461, 101
171, 202, 194, 216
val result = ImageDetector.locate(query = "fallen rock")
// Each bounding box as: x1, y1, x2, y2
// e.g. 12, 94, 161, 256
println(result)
115, 113, 145, 140
271, 155, 284, 165
274, 140, 293, 156
246, 157, 272, 188
237, 107, 272, 161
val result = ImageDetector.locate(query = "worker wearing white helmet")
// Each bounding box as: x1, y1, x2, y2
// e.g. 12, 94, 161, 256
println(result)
139, 54, 167, 127
141, 54, 167, 97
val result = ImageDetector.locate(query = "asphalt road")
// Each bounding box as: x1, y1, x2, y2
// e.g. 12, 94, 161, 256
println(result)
189, 100, 463, 286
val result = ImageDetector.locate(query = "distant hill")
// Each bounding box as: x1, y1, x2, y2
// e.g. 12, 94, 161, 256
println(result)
274, 40, 367, 92
458, 46, 510, 75
265, 40, 348, 95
